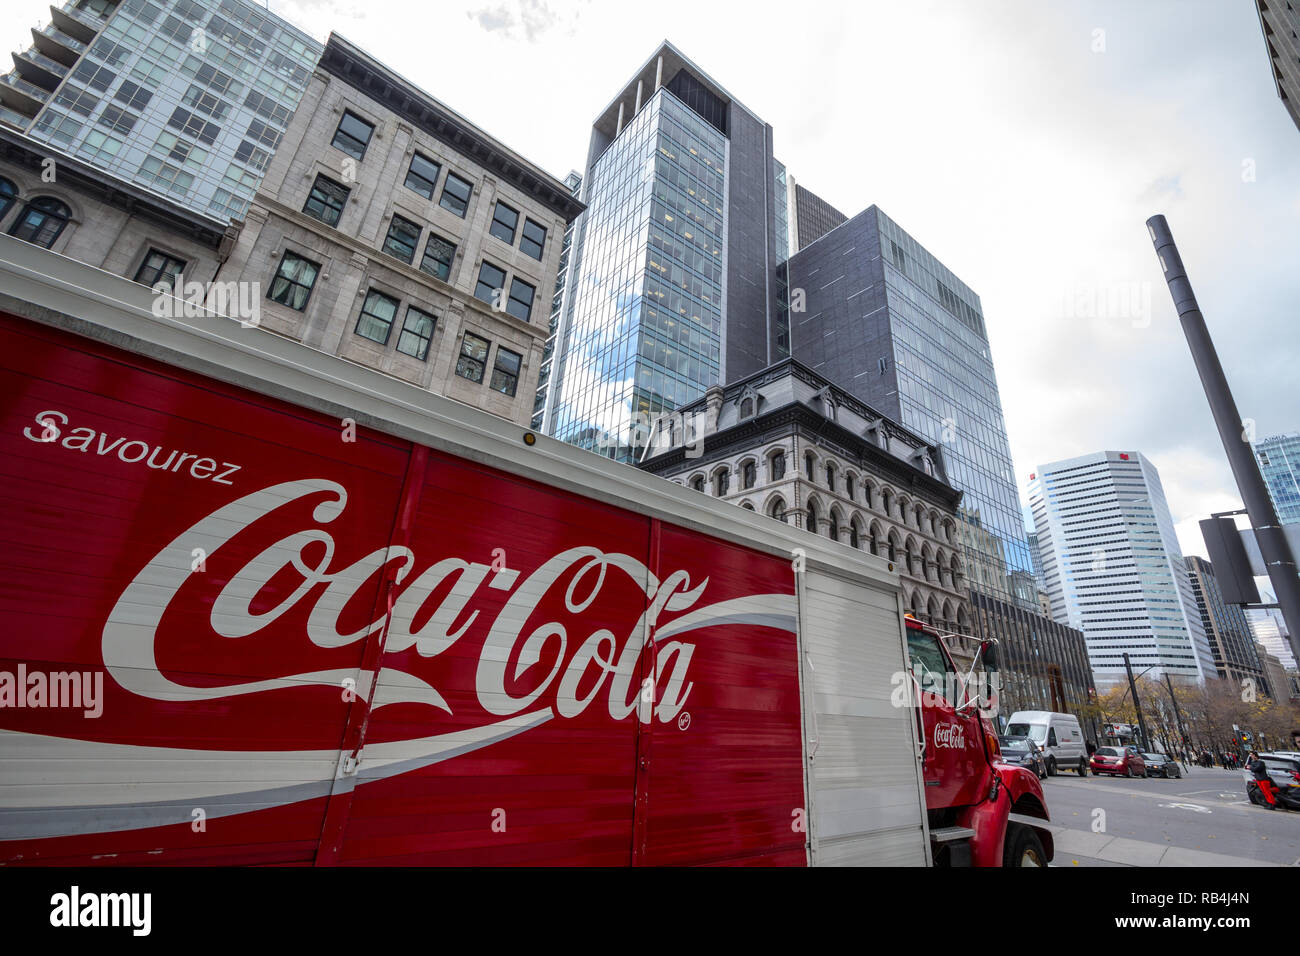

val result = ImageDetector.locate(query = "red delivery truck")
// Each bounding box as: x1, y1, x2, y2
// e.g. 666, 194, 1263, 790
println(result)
0, 236, 1051, 866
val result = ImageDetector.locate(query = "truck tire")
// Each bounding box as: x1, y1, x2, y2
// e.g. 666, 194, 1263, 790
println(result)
1046, 757, 1057, 777
1003, 824, 1047, 867
1078, 759, 1088, 777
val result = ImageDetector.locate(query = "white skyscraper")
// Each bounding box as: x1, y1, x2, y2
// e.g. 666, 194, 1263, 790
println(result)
1029, 450, 1215, 687
1247, 594, 1297, 670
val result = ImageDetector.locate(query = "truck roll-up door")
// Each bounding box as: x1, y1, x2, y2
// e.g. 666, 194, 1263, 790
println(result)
798, 563, 930, 866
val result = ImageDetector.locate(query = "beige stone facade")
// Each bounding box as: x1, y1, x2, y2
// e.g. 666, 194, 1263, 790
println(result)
219, 36, 582, 426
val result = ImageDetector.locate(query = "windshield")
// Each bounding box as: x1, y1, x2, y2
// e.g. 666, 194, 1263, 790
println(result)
1007, 722, 1046, 743
999, 738, 1030, 751
1097, 748, 1120, 757
1143, 754, 1162, 761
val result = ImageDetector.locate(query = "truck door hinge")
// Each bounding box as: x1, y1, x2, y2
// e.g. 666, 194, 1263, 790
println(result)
340, 753, 361, 776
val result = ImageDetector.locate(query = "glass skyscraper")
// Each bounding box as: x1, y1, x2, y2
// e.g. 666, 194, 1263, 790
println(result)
540, 43, 784, 459
1255, 433, 1300, 526
785, 205, 1095, 719
1, 0, 320, 222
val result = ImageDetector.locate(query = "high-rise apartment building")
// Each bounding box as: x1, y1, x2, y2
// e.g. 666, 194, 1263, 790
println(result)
1030, 451, 1216, 686
531, 169, 582, 430
1, 0, 321, 221
787, 179, 846, 252
1184, 555, 1266, 688
1255, 0, 1300, 134
540, 42, 788, 458
1247, 595, 1297, 670
1254, 432, 1300, 525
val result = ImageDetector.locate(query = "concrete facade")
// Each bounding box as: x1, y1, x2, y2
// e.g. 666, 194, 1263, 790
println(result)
1185, 555, 1266, 689
219, 35, 583, 426
1256, 0, 1300, 134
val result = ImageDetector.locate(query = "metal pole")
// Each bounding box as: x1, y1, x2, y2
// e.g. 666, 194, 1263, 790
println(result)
1124, 653, 1152, 752
1147, 215, 1300, 667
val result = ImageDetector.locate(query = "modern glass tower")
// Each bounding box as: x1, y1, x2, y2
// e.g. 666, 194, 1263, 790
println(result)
1, 0, 320, 221
1254, 433, 1300, 526
785, 206, 1095, 719
1030, 451, 1216, 686
540, 42, 785, 459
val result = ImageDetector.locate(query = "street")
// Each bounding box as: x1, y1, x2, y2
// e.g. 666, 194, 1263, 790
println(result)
1039, 766, 1300, 866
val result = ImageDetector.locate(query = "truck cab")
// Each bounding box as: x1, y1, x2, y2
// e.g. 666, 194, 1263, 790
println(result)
904, 617, 1054, 866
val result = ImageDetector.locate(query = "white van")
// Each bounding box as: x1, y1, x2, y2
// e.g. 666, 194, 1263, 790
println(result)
1005, 711, 1088, 776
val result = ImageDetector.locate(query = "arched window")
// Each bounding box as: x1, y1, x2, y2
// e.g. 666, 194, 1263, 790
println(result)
828, 510, 839, 541
741, 460, 756, 490
882, 489, 893, 517
714, 468, 730, 496
9, 196, 71, 248
741, 501, 755, 511
887, 533, 898, 563
806, 500, 818, 533
849, 522, 860, 549
768, 496, 788, 523
869, 523, 881, 556
740, 396, 754, 418
804, 452, 815, 480
690, 475, 705, 492
770, 450, 785, 481
825, 463, 835, 490
845, 474, 855, 499
0, 177, 17, 224
864, 482, 875, 510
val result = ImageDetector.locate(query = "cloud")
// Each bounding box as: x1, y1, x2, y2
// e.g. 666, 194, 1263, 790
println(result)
465, 0, 581, 41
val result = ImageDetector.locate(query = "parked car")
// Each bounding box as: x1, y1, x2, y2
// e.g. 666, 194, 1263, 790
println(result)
1089, 746, 1147, 777
1142, 752, 1181, 778
999, 736, 1048, 779
1005, 711, 1089, 776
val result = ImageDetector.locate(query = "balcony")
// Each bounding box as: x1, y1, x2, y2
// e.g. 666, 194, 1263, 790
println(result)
33, 24, 88, 65
0, 104, 34, 130
15, 49, 70, 85
50, 4, 103, 43
0, 71, 52, 114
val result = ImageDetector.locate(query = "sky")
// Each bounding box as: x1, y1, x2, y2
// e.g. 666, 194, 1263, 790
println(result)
7, 0, 1298, 560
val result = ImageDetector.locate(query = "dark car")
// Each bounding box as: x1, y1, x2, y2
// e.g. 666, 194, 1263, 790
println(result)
1142, 752, 1181, 778
998, 735, 1048, 779
1089, 746, 1147, 777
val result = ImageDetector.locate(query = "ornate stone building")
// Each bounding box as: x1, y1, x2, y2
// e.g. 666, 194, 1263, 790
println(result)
639, 358, 972, 634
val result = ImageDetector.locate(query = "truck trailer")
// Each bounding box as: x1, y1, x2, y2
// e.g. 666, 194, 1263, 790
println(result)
0, 236, 1051, 866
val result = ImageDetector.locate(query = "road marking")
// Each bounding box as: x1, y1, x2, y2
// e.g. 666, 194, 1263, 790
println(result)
1158, 802, 1211, 813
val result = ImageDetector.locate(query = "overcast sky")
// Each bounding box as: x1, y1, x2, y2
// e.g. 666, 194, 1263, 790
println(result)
8, 0, 1298, 559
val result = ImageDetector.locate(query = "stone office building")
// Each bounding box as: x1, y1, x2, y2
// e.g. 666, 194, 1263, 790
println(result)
220, 33, 584, 425
639, 358, 972, 635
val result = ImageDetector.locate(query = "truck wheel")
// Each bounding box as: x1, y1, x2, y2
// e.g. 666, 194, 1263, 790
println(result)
1003, 824, 1047, 867
1078, 759, 1088, 777
1046, 758, 1057, 777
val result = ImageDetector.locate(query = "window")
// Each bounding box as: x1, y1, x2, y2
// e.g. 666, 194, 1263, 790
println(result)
806, 501, 817, 533
71, 59, 116, 92
506, 277, 535, 322
354, 289, 399, 345
233, 140, 271, 171
418, 233, 456, 282
79, 129, 123, 164
332, 110, 374, 160
98, 105, 137, 136
846, 475, 855, 499
166, 107, 219, 145
714, 469, 730, 496
906, 629, 953, 704
490, 346, 522, 396
114, 79, 152, 112
9, 197, 71, 248
133, 248, 186, 287
397, 306, 436, 361
267, 251, 320, 310
54, 85, 99, 117
825, 464, 834, 490
303, 174, 349, 226
742, 461, 756, 490
456, 332, 490, 383
520, 218, 546, 260
404, 153, 441, 199
382, 214, 421, 264
182, 84, 229, 120
474, 261, 506, 305
690, 475, 705, 492
804, 453, 815, 480
770, 451, 785, 481
0, 178, 16, 222
439, 172, 472, 217
490, 201, 518, 244
245, 118, 281, 150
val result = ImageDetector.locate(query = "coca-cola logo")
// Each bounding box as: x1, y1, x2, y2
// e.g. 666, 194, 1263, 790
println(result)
934, 722, 966, 749
101, 478, 791, 732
